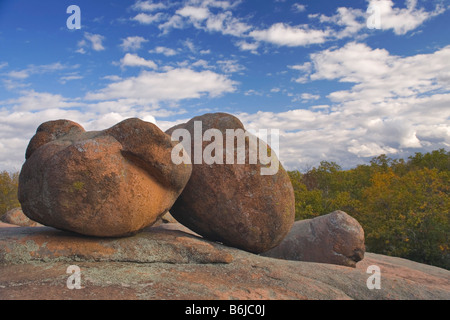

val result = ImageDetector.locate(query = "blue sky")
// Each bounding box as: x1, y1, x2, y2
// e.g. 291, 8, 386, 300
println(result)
0, 0, 449, 171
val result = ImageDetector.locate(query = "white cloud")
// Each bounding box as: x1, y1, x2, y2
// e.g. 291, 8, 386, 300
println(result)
159, 15, 185, 32
2, 79, 30, 91
120, 53, 158, 69
132, 1, 166, 12
4, 63, 68, 84
293, 4, 307, 13
177, 6, 210, 21
76, 47, 86, 54
7, 70, 29, 79
85, 68, 237, 103
315, 7, 366, 39
191, 59, 214, 70
160, 3, 251, 38
102, 75, 122, 81
83, 32, 105, 51
217, 59, 244, 73
234, 43, 450, 169
236, 40, 259, 54
250, 23, 330, 47
367, 0, 446, 35
132, 12, 164, 24
300, 93, 320, 101
306, 1, 446, 41
60, 74, 83, 84
0, 62, 8, 70
244, 89, 263, 96
1, 90, 83, 112
120, 36, 148, 51
151, 46, 178, 56
301, 42, 450, 104
183, 39, 197, 52
186, 0, 240, 10
204, 11, 251, 36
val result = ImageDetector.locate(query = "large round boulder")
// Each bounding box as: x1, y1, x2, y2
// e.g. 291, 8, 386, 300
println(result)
166, 113, 295, 253
18, 118, 192, 237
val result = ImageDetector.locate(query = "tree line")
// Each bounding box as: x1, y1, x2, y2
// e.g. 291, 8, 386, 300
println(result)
288, 149, 449, 269
0, 171, 19, 218
0, 149, 448, 269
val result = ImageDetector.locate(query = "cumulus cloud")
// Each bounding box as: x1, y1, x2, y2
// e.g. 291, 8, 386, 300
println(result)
249, 23, 331, 47
235, 40, 259, 54
120, 36, 148, 51
313, 7, 366, 39
132, 1, 167, 12
312, 0, 447, 38
293, 4, 307, 13
143, 0, 446, 52
158, 1, 251, 37
82, 32, 105, 51
132, 12, 164, 24
85, 68, 237, 103
2, 63, 72, 90
1, 90, 83, 111
367, 0, 446, 35
237, 43, 450, 169
151, 46, 178, 56
119, 53, 158, 69
177, 6, 210, 21
302, 42, 450, 104
217, 59, 244, 73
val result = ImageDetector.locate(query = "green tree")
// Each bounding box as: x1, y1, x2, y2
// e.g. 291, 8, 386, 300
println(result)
0, 171, 20, 217
287, 170, 324, 220
288, 149, 450, 269
359, 168, 449, 268
407, 149, 450, 172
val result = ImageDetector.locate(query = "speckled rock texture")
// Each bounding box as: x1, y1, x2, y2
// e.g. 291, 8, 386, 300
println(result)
18, 118, 192, 237
0, 225, 449, 300
166, 113, 295, 253
262, 211, 365, 267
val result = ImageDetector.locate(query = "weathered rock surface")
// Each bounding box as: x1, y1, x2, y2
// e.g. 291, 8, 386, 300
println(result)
0, 225, 232, 264
0, 222, 18, 228
0, 225, 449, 300
0, 208, 41, 227
262, 211, 365, 267
18, 118, 192, 237
166, 113, 295, 253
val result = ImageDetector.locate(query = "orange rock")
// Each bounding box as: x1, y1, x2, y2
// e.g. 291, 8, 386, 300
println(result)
0, 226, 449, 300
166, 113, 295, 253
18, 118, 192, 237
262, 211, 365, 267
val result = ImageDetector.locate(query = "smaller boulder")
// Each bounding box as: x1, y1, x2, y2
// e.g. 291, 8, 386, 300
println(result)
0, 208, 41, 227
262, 210, 365, 267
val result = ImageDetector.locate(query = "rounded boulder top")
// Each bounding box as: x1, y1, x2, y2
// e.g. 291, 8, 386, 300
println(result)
166, 112, 295, 253
18, 118, 192, 237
